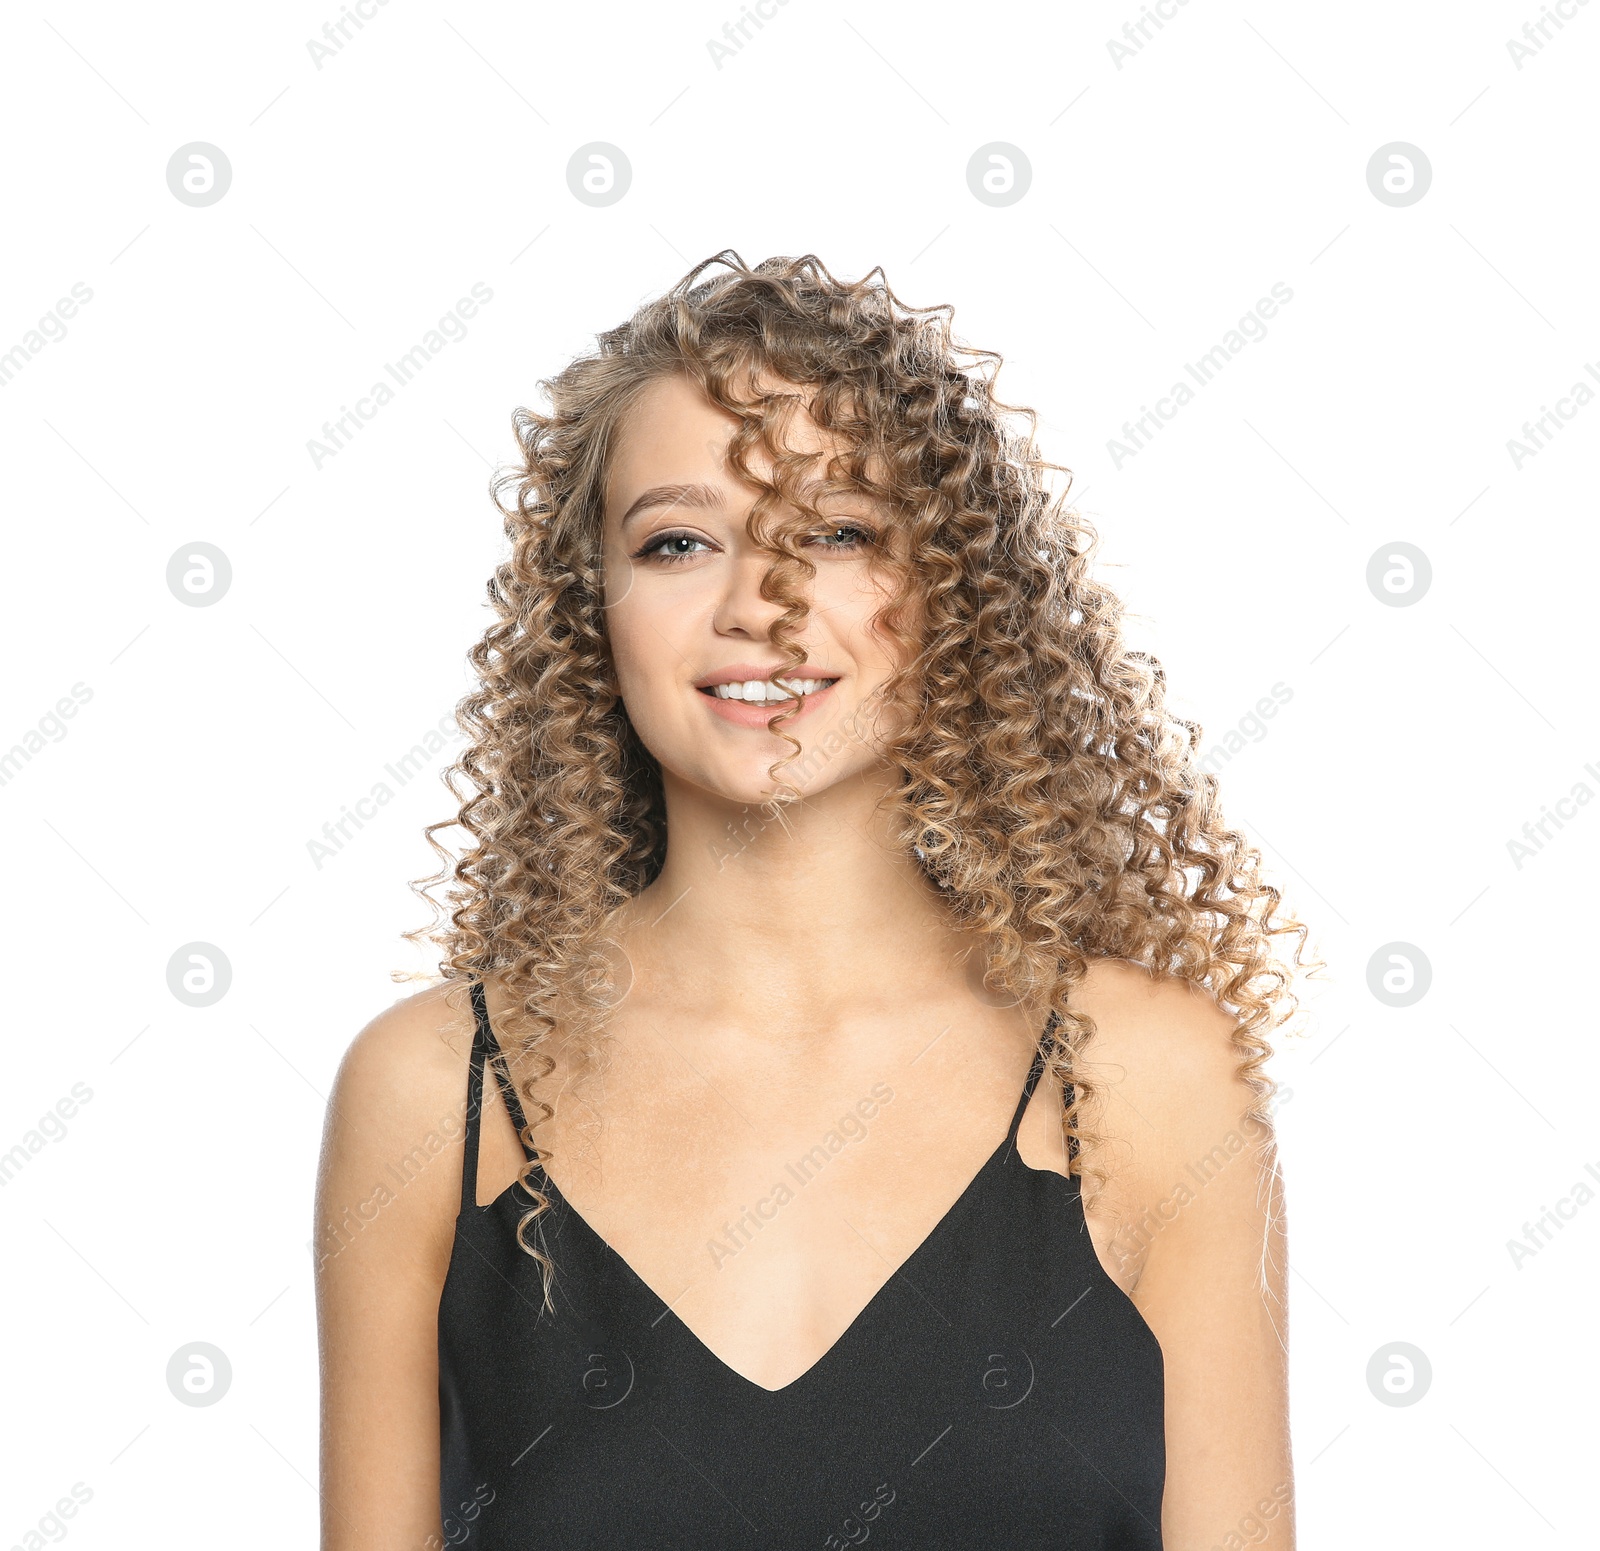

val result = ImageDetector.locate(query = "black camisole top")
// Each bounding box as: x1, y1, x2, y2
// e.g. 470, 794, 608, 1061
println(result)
438, 981, 1166, 1548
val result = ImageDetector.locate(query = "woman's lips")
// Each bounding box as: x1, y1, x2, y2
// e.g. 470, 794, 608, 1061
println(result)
697, 680, 839, 728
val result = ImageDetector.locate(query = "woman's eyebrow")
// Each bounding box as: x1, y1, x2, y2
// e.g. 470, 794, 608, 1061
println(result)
618, 482, 724, 530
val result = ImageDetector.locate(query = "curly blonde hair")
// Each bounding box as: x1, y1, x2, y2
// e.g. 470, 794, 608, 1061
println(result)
406, 250, 1313, 1297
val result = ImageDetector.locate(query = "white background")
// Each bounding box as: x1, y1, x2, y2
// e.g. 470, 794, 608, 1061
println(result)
2, 1, 1596, 1546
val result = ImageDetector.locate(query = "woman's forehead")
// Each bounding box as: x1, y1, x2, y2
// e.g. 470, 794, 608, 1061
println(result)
605, 372, 885, 523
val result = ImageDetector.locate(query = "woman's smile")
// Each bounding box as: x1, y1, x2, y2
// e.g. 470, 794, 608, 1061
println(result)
693, 667, 843, 728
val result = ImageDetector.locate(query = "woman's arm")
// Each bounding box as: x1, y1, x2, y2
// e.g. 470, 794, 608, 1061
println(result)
1076, 966, 1294, 1551
313, 985, 473, 1551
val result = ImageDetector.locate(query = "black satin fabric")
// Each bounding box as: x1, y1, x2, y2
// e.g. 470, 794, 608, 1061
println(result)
438, 981, 1165, 1549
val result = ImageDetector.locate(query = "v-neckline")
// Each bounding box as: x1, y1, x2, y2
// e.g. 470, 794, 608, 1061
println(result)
531, 1119, 1023, 1396
494, 1048, 1048, 1398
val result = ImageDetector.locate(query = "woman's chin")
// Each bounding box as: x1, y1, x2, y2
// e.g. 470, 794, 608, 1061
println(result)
669, 760, 832, 821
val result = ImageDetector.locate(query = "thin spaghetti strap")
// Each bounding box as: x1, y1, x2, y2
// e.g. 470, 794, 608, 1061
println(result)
469, 980, 536, 1162
459, 982, 492, 1215
1040, 1008, 1082, 1166
1004, 1036, 1050, 1146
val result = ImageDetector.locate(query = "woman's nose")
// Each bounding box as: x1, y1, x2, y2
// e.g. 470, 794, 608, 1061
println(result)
710, 547, 794, 639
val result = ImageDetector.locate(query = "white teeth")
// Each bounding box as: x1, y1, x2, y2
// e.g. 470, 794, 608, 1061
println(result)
710, 677, 837, 701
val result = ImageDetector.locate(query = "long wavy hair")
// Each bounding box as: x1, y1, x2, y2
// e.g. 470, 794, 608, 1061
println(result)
406, 250, 1315, 1300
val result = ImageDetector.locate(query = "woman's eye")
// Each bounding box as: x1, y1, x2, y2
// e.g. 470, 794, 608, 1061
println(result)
810, 524, 876, 551
635, 531, 712, 563
633, 525, 875, 564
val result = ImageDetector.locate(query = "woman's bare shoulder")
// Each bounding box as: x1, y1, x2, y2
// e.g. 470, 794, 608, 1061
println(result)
330, 979, 478, 1121
315, 980, 484, 1262
1068, 958, 1264, 1181
314, 979, 487, 1548
1072, 959, 1244, 1079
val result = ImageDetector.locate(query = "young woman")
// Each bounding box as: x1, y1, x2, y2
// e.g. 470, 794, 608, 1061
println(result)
315, 252, 1307, 1550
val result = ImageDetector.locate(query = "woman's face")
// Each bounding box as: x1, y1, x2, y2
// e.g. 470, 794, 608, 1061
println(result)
600, 372, 908, 808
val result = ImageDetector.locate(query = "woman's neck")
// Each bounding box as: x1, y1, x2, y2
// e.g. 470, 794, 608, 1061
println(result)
614, 767, 982, 1038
